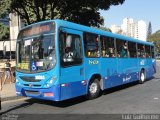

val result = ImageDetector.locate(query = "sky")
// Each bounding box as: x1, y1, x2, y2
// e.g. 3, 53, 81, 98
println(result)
100, 0, 160, 33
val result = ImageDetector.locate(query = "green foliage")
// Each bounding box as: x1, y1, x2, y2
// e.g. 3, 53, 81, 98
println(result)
0, 23, 9, 40
147, 22, 152, 39
0, 0, 11, 40
148, 30, 160, 53
0, 0, 11, 18
99, 26, 112, 32
10, 0, 125, 27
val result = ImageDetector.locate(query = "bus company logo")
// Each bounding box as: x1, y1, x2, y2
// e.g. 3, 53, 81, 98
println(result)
89, 60, 99, 65
29, 84, 32, 88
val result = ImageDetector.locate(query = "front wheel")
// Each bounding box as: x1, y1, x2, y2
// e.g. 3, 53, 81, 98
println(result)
139, 70, 145, 84
87, 79, 101, 100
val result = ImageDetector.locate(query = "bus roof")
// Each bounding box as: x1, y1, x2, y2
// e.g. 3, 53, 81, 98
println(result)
20, 19, 154, 46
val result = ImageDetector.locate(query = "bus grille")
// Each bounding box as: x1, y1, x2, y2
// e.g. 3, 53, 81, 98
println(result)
25, 90, 39, 95
24, 84, 41, 87
20, 76, 41, 82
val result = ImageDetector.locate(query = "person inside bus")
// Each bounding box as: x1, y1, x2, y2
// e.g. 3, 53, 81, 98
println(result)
142, 45, 146, 58
120, 42, 128, 58
63, 35, 74, 62
109, 47, 114, 57
138, 45, 145, 58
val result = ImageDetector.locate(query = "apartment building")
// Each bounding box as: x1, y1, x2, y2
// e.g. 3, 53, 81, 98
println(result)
111, 18, 147, 41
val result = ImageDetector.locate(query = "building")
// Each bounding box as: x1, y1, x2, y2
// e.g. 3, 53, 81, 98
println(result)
0, 13, 23, 59
110, 24, 121, 34
112, 18, 147, 41
136, 20, 147, 40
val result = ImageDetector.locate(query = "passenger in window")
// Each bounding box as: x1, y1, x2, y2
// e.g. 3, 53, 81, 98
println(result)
102, 47, 115, 57
63, 35, 74, 62
87, 40, 96, 57
96, 50, 100, 57
142, 46, 146, 58
102, 50, 106, 57
120, 42, 128, 57
109, 48, 115, 57
96, 37, 100, 57
63, 47, 74, 62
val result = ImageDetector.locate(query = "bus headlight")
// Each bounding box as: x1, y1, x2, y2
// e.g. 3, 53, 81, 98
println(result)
44, 76, 57, 88
45, 84, 50, 88
16, 79, 21, 86
49, 80, 53, 84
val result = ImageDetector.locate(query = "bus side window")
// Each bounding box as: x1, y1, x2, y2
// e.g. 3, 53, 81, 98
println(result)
128, 42, 137, 58
151, 46, 155, 58
84, 32, 100, 58
116, 39, 128, 58
59, 32, 83, 67
145, 45, 151, 58
137, 44, 145, 58
100, 36, 115, 58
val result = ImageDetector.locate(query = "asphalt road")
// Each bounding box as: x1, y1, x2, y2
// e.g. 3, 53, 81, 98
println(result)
1, 62, 160, 119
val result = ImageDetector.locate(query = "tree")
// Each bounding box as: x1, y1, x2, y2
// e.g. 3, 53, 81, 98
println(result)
148, 30, 160, 53
0, 23, 9, 40
0, 0, 11, 40
147, 21, 152, 40
99, 26, 112, 32
9, 0, 125, 27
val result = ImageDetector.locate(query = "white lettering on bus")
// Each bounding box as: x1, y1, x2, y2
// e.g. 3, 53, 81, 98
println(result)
123, 76, 131, 82
89, 60, 99, 65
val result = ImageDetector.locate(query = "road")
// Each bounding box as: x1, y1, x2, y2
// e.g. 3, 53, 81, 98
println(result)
1, 62, 160, 119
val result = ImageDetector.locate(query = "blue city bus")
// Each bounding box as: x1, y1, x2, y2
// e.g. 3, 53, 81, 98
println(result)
15, 19, 156, 101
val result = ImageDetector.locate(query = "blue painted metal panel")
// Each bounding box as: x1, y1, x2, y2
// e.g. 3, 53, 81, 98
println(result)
15, 83, 61, 101
60, 81, 87, 100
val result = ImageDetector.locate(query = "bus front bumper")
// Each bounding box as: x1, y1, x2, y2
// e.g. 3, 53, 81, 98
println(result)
15, 83, 61, 101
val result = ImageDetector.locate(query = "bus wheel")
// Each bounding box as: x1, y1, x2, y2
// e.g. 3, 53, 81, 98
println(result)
139, 70, 145, 84
87, 78, 101, 100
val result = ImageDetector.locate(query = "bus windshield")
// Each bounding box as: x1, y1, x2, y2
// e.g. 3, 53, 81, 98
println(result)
16, 22, 56, 73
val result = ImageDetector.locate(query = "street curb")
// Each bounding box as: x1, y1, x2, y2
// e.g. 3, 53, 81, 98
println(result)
1, 96, 25, 102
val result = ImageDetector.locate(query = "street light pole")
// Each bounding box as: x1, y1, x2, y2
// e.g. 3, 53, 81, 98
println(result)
9, 14, 11, 61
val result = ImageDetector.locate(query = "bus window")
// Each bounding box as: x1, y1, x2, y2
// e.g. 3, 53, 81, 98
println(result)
84, 32, 100, 58
151, 46, 155, 58
145, 45, 151, 58
100, 36, 116, 57
59, 32, 83, 67
128, 42, 137, 58
137, 44, 145, 58
116, 39, 128, 58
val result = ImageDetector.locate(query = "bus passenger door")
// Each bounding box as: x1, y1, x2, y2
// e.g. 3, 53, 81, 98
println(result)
59, 28, 85, 100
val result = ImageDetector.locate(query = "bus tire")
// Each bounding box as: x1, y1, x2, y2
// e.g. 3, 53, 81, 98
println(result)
87, 78, 101, 100
139, 70, 145, 84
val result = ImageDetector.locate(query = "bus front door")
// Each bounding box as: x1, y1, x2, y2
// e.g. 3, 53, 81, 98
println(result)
59, 28, 85, 100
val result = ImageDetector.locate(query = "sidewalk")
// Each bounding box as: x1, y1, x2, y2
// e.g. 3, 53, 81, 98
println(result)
0, 83, 24, 102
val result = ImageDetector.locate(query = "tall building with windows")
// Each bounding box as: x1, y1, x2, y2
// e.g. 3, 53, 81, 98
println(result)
136, 20, 147, 40
111, 18, 147, 41
110, 24, 121, 33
